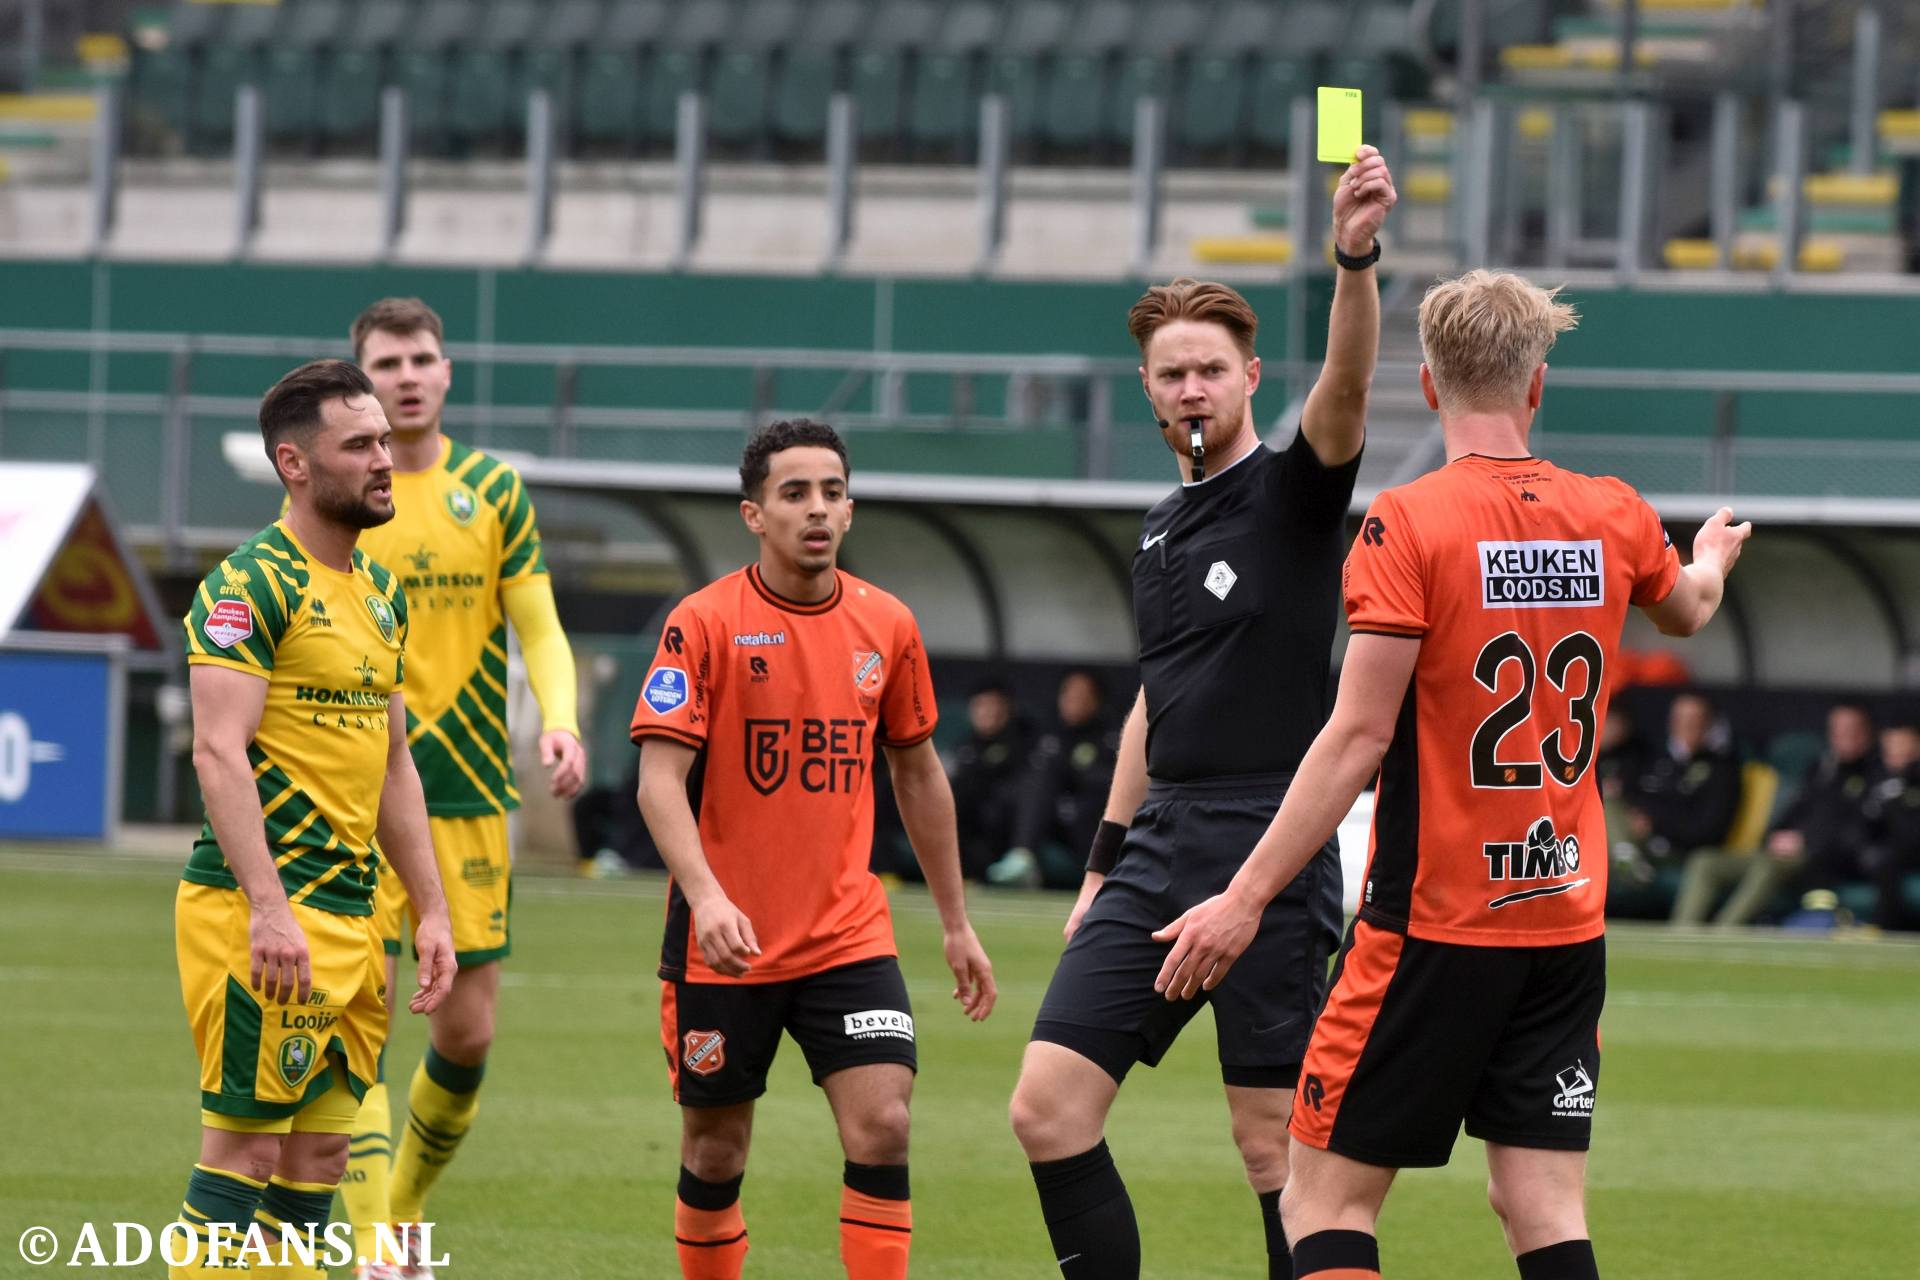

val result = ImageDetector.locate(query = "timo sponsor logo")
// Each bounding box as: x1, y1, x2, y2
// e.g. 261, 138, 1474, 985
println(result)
842, 1009, 915, 1041
1479, 539, 1604, 608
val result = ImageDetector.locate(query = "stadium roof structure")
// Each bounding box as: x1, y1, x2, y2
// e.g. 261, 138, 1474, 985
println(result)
223, 434, 1920, 687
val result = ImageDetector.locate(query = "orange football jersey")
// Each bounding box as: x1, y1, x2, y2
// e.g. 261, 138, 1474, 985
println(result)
632, 564, 938, 983
1345, 454, 1680, 947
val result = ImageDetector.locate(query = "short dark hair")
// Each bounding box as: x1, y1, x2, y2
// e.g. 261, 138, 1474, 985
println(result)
351, 296, 445, 361
739, 418, 849, 501
259, 359, 377, 468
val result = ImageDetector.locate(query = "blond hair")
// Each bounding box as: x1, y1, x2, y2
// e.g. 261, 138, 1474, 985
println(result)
1127, 278, 1258, 360
1417, 270, 1578, 413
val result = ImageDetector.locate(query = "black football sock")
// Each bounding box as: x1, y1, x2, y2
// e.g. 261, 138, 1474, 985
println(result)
1292, 1228, 1381, 1278
1028, 1140, 1140, 1279
1517, 1238, 1599, 1280
1259, 1188, 1292, 1279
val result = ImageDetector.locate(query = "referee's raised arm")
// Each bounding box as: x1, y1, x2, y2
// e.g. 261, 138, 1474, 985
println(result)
1301, 145, 1398, 468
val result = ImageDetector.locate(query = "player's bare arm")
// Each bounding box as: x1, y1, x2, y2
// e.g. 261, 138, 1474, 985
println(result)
884, 737, 997, 1021
375, 690, 456, 1013
501, 573, 588, 798
190, 663, 311, 1006
1300, 145, 1397, 468
1641, 507, 1752, 637
1154, 633, 1421, 1000
636, 737, 761, 976
1065, 686, 1150, 940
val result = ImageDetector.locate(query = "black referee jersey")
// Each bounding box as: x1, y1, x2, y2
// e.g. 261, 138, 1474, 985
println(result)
1132, 429, 1361, 781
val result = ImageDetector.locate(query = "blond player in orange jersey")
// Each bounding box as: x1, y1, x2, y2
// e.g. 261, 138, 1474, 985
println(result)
1154, 271, 1751, 1280
633, 419, 996, 1280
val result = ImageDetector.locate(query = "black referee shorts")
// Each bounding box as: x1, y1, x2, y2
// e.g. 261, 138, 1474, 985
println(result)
1031, 773, 1343, 1089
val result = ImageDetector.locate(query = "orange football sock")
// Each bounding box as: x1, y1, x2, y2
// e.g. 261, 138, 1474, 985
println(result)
838, 1163, 911, 1280
674, 1168, 747, 1280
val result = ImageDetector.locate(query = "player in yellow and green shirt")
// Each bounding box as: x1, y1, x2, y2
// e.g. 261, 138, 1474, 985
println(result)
173, 359, 454, 1280
340, 297, 587, 1277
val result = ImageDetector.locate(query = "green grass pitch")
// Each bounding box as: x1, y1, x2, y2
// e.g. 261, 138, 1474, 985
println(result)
2, 847, 1917, 1278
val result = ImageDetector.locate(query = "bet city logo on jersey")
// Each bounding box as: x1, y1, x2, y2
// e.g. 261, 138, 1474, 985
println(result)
743, 717, 869, 797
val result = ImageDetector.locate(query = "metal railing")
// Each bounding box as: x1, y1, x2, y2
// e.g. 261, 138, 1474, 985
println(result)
2, 327, 1918, 565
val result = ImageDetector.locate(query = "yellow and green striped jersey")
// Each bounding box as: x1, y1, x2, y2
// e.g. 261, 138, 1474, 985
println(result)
356, 435, 547, 817
182, 521, 410, 916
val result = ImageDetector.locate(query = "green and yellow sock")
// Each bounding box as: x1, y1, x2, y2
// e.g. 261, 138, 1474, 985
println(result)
340, 1065, 393, 1264
389, 1045, 484, 1223
250, 1174, 335, 1280
168, 1164, 266, 1279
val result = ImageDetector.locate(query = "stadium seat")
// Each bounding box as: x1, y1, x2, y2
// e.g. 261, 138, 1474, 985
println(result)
574, 1, 667, 151
989, 1, 1071, 152
260, 0, 345, 147
906, 1, 998, 155
1176, 54, 1248, 155
709, 1, 800, 151
1041, 54, 1105, 153
850, 0, 939, 153
318, 48, 383, 145
1247, 54, 1314, 155
767, 0, 865, 149
638, 0, 733, 145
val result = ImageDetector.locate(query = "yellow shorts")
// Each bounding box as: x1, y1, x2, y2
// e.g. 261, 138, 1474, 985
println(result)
175, 882, 386, 1129
374, 810, 512, 968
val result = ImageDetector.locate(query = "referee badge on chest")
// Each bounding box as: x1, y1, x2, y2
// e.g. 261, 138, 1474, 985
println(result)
1203, 560, 1238, 601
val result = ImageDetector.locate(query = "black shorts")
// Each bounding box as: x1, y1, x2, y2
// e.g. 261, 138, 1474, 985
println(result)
1031, 773, 1343, 1089
1290, 919, 1606, 1168
660, 956, 917, 1108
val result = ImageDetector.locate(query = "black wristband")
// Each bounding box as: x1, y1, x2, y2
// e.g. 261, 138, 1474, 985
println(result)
1086, 819, 1128, 875
1334, 237, 1381, 271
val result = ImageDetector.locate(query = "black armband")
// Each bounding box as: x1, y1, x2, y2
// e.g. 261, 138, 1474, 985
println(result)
1333, 237, 1381, 271
1086, 819, 1128, 875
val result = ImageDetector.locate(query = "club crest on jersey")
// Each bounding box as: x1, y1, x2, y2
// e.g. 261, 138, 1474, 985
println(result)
364, 594, 397, 643
1479, 539, 1604, 608
278, 1035, 317, 1087
683, 1029, 726, 1077
444, 484, 478, 525
744, 718, 792, 795
852, 650, 884, 695
643, 665, 688, 713
202, 598, 253, 648
1484, 816, 1591, 910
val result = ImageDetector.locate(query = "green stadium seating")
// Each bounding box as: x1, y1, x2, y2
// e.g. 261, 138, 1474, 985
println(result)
770, 46, 837, 146
907, 52, 973, 152
710, 49, 772, 148
850, 49, 904, 146
394, 50, 450, 146
1106, 55, 1167, 148
319, 48, 382, 144
1248, 55, 1314, 154
1177, 54, 1247, 154
1041, 53, 1104, 152
576, 49, 642, 148
986, 53, 1043, 148
642, 49, 703, 145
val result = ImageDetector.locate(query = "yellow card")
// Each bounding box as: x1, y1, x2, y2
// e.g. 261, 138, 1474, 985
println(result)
1317, 86, 1363, 164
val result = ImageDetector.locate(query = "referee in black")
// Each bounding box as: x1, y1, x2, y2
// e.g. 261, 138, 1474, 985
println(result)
1008, 146, 1398, 1280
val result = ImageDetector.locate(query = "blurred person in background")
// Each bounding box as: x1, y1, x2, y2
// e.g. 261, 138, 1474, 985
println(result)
947, 678, 1032, 881
1859, 721, 1920, 931
1674, 703, 1880, 926
988, 669, 1118, 889
1606, 693, 1739, 919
